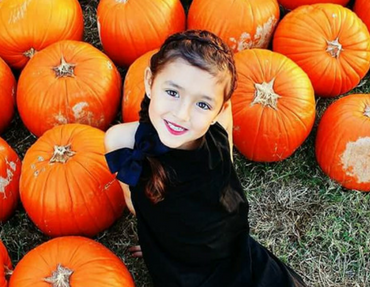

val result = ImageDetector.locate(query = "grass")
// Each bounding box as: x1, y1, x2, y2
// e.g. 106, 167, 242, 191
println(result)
1, 0, 369, 286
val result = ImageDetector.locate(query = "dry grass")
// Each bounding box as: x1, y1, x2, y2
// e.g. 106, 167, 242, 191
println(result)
1, 1, 370, 287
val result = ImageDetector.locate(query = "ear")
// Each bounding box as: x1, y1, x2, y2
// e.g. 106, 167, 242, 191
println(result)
144, 67, 153, 98
213, 100, 232, 125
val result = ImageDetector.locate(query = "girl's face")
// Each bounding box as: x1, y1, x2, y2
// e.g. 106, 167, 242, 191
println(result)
144, 58, 229, 150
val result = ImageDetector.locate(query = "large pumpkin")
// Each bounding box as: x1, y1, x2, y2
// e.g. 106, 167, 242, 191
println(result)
273, 4, 370, 97
278, 0, 350, 10
0, 137, 21, 223
9, 236, 135, 287
17, 40, 122, 137
188, 0, 280, 52
122, 49, 157, 123
97, 0, 185, 67
315, 94, 370, 191
0, 240, 12, 287
0, 0, 83, 70
0, 58, 16, 135
20, 124, 125, 237
353, 0, 370, 34
231, 49, 315, 162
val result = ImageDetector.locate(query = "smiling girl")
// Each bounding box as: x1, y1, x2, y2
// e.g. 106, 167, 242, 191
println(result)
104, 30, 307, 287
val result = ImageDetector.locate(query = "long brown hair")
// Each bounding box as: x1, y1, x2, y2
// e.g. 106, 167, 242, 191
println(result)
139, 30, 237, 203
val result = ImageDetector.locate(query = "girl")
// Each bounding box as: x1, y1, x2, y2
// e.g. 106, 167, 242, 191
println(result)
104, 30, 307, 287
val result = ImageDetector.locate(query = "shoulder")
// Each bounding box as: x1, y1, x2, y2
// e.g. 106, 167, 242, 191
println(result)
104, 121, 140, 153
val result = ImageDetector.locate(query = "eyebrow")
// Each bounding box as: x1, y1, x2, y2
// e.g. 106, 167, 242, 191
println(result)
164, 80, 216, 103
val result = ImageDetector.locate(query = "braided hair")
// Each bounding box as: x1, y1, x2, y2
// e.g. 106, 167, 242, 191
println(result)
139, 30, 237, 203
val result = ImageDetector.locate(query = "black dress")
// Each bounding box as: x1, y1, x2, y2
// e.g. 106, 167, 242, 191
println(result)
105, 122, 307, 287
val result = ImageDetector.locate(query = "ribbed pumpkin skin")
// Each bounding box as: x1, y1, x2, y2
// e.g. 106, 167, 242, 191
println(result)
97, 0, 185, 67
0, 137, 21, 223
315, 94, 370, 191
0, 240, 12, 287
122, 49, 157, 123
9, 236, 135, 287
0, 58, 16, 135
273, 4, 370, 97
0, 0, 83, 70
353, 0, 370, 34
232, 49, 315, 162
188, 0, 280, 52
20, 124, 125, 237
278, 0, 349, 10
17, 40, 122, 138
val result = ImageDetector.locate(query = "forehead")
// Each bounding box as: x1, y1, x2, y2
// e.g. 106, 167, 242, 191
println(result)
154, 58, 229, 102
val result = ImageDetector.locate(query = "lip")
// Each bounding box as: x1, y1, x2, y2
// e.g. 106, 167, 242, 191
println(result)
164, 120, 188, 136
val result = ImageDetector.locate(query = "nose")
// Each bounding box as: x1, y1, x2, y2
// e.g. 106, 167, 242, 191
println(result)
174, 101, 191, 122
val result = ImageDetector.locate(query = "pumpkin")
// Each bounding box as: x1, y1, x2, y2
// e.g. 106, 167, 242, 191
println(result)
122, 49, 157, 123
231, 49, 315, 162
9, 236, 135, 287
187, 0, 280, 52
0, 58, 16, 135
315, 94, 370, 191
97, 0, 185, 67
353, 0, 370, 34
0, 240, 12, 287
0, 137, 21, 223
0, 0, 84, 70
19, 124, 125, 237
278, 0, 350, 10
273, 4, 370, 97
17, 40, 122, 137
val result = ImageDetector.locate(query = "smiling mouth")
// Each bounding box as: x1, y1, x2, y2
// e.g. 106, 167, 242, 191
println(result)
164, 120, 188, 135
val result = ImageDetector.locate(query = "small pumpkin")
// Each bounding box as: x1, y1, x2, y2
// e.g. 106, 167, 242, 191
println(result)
20, 124, 125, 237
17, 40, 122, 137
0, 58, 16, 135
97, 0, 185, 67
353, 0, 370, 35
315, 94, 370, 192
273, 4, 370, 97
9, 236, 135, 287
0, 137, 21, 223
278, 0, 350, 10
188, 0, 280, 52
122, 49, 157, 123
0, 0, 84, 70
231, 49, 315, 162
0, 240, 12, 287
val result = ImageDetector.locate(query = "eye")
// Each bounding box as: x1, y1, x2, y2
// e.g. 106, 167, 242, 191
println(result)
166, 90, 179, 98
197, 102, 211, 110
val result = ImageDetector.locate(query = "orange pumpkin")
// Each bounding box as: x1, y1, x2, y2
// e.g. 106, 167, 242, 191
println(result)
315, 94, 370, 192
0, 240, 12, 287
0, 137, 21, 223
0, 0, 83, 70
97, 0, 185, 67
353, 0, 370, 34
278, 0, 349, 10
20, 124, 125, 237
188, 0, 280, 52
0, 58, 16, 135
17, 40, 122, 137
9, 236, 135, 287
122, 49, 157, 123
231, 49, 315, 162
273, 4, 370, 97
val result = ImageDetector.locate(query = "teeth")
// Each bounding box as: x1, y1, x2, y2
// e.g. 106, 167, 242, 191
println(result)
167, 122, 185, 132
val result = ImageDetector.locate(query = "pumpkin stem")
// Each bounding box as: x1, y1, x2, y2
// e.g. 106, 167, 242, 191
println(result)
53, 56, 76, 78
44, 264, 73, 287
365, 105, 370, 118
326, 37, 343, 58
49, 144, 76, 164
23, 48, 36, 58
4, 266, 13, 279
252, 78, 281, 110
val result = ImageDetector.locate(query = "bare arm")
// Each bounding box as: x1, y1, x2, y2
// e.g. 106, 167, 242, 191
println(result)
216, 100, 234, 161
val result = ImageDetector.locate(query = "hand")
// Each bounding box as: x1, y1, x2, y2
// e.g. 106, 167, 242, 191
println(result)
128, 245, 142, 258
